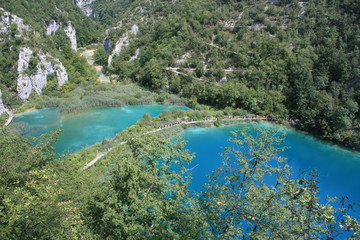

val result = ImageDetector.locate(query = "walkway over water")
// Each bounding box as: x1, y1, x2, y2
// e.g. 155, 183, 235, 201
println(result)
82, 116, 267, 169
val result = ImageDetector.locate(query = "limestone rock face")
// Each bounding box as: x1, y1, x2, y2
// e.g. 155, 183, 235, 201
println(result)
17, 47, 69, 100
0, 7, 31, 36
131, 24, 139, 35
0, 90, 6, 115
129, 48, 140, 62
46, 20, 77, 51
108, 24, 139, 66
17, 47, 34, 100
46, 20, 61, 36
74, 0, 96, 17
64, 21, 77, 51
108, 33, 129, 66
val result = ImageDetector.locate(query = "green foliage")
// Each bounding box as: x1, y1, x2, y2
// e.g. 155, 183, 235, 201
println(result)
200, 127, 360, 238
93, 45, 108, 66
1, 114, 360, 239
97, 0, 360, 150
84, 134, 206, 239
0, 0, 101, 46
0, 130, 92, 239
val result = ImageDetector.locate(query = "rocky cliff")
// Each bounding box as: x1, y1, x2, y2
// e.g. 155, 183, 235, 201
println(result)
17, 47, 69, 101
0, 7, 32, 36
0, 90, 6, 115
74, 0, 96, 17
64, 21, 77, 51
108, 24, 139, 66
46, 20, 61, 36
46, 20, 77, 51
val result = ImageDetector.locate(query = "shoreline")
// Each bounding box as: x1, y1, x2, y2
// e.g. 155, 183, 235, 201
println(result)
14, 107, 37, 116
10, 102, 360, 153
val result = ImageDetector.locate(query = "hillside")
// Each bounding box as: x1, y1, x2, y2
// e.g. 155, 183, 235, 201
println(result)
92, 0, 360, 149
1, 1, 360, 239
0, 0, 101, 114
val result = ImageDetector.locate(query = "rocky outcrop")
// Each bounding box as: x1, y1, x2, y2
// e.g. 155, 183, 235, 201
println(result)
46, 20, 77, 51
17, 47, 69, 100
17, 47, 33, 100
64, 21, 77, 51
102, 22, 123, 53
46, 19, 61, 36
74, 0, 96, 17
0, 90, 6, 115
131, 24, 139, 35
0, 7, 31, 36
129, 48, 140, 62
108, 24, 139, 66
108, 33, 129, 66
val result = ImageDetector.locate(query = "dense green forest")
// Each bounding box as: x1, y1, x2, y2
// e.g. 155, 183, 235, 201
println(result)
0, 0, 101, 109
1, 0, 360, 238
1, 112, 360, 239
93, 0, 360, 150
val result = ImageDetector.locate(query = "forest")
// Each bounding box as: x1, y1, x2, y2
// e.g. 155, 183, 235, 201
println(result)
93, 0, 360, 150
1, 111, 360, 239
0, 0, 360, 239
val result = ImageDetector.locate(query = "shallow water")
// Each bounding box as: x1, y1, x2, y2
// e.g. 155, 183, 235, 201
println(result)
12, 105, 189, 153
181, 123, 360, 215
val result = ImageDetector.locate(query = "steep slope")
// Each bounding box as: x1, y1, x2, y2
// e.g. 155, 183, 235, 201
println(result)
94, 0, 360, 149
0, 1, 99, 113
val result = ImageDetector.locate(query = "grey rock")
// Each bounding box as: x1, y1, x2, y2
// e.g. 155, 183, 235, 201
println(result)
0, 7, 32, 36
64, 21, 77, 51
16, 48, 69, 100
108, 25, 139, 66
0, 90, 7, 115
129, 48, 140, 62
74, 0, 96, 17
46, 19, 61, 36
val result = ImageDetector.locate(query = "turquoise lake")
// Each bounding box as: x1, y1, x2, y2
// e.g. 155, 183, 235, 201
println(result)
12, 107, 360, 216
182, 123, 360, 216
12, 105, 189, 153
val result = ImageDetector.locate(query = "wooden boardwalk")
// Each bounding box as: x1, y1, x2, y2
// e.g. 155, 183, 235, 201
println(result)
82, 116, 267, 170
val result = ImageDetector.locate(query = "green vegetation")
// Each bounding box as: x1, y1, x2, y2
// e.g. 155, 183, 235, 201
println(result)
1, 0, 360, 238
96, 0, 360, 150
34, 83, 188, 114
0, 0, 101, 45
1, 120, 359, 239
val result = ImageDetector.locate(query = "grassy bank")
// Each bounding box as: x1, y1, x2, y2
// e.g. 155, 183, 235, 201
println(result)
17, 83, 188, 115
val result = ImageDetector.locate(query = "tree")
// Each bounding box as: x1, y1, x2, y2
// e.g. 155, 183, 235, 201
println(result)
93, 45, 109, 66
84, 133, 208, 239
200, 127, 360, 239
0, 130, 92, 239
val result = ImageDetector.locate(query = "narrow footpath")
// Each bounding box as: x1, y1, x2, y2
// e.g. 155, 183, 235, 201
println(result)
82, 116, 267, 170
4, 109, 14, 126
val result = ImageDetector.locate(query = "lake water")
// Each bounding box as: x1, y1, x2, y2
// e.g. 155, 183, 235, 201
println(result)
12, 105, 189, 153
182, 123, 360, 216
12, 107, 360, 216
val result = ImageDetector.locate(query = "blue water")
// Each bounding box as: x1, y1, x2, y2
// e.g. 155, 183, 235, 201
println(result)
12, 107, 360, 217
182, 123, 360, 216
12, 105, 189, 153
